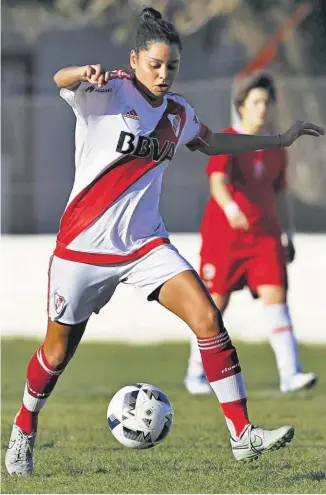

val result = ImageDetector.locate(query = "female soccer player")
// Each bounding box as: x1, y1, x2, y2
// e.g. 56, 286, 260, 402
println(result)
185, 72, 317, 395
6, 7, 324, 475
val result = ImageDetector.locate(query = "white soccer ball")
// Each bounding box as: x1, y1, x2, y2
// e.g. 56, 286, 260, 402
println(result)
107, 383, 174, 449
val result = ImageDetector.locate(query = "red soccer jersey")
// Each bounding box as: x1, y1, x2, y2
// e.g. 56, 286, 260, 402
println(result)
201, 127, 287, 240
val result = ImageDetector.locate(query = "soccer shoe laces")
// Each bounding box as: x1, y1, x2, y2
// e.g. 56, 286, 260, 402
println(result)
238, 424, 264, 453
245, 424, 262, 453
13, 428, 34, 462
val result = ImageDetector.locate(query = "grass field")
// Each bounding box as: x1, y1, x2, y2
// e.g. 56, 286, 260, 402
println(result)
2, 339, 326, 494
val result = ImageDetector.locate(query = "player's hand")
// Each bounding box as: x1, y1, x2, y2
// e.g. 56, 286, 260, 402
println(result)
82, 64, 110, 88
280, 121, 325, 147
228, 210, 250, 230
223, 201, 249, 230
284, 238, 296, 264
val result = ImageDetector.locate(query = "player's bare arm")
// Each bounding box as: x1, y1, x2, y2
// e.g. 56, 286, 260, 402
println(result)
53, 64, 110, 89
198, 120, 324, 156
210, 172, 249, 230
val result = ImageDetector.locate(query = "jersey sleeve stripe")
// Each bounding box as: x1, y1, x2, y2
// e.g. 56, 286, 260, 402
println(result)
109, 69, 131, 80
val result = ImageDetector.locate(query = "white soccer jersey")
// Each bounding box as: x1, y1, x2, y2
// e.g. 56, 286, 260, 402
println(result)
54, 70, 212, 264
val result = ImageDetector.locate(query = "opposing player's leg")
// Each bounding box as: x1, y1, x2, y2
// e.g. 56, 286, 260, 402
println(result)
185, 293, 230, 394
249, 235, 316, 392
257, 284, 317, 393
5, 319, 87, 476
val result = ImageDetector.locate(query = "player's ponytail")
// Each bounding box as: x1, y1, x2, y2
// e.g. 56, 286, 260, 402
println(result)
135, 7, 182, 53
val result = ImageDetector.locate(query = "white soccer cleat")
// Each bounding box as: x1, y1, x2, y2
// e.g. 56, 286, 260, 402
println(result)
231, 424, 295, 462
184, 373, 212, 394
280, 372, 317, 393
5, 423, 36, 476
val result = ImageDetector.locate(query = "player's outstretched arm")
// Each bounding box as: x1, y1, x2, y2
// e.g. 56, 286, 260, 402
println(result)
53, 64, 110, 89
199, 121, 324, 156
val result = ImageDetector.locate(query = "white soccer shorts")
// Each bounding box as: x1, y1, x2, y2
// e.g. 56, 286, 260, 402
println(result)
48, 244, 193, 325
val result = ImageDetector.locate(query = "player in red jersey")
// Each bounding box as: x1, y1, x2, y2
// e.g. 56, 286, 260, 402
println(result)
185, 72, 317, 395
5, 9, 324, 475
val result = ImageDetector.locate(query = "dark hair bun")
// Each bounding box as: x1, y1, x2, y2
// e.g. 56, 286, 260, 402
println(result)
140, 7, 162, 22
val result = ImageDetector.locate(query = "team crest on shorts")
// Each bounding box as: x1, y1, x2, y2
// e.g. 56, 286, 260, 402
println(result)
202, 263, 216, 280
54, 292, 66, 315
168, 114, 181, 137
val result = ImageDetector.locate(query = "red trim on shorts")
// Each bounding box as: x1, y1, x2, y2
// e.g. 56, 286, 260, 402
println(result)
46, 255, 54, 316
54, 237, 170, 265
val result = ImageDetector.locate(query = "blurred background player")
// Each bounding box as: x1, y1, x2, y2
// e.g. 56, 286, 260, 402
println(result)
185, 72, 317, 395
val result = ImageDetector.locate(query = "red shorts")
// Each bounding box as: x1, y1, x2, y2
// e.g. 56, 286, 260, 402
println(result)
200, 231, 287, 296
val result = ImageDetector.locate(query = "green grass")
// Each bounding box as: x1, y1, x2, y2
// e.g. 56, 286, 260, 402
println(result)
1, 339, 326, 494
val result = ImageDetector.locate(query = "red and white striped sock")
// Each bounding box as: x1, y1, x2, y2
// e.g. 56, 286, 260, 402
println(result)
198, 332, 250, 439
15, 345, 65, 435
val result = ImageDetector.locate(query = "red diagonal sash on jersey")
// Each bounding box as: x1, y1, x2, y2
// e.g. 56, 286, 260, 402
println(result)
56, 99, 186, 249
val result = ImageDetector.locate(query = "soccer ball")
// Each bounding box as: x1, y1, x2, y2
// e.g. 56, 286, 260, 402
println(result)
107, 383, 174, 449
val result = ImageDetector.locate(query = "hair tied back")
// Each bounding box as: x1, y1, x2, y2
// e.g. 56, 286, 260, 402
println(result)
140, 7, 162, 23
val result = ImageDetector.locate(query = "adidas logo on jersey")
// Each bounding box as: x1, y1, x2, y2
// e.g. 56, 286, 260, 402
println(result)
85, 85, 112, 93
124, 109, 139, 121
